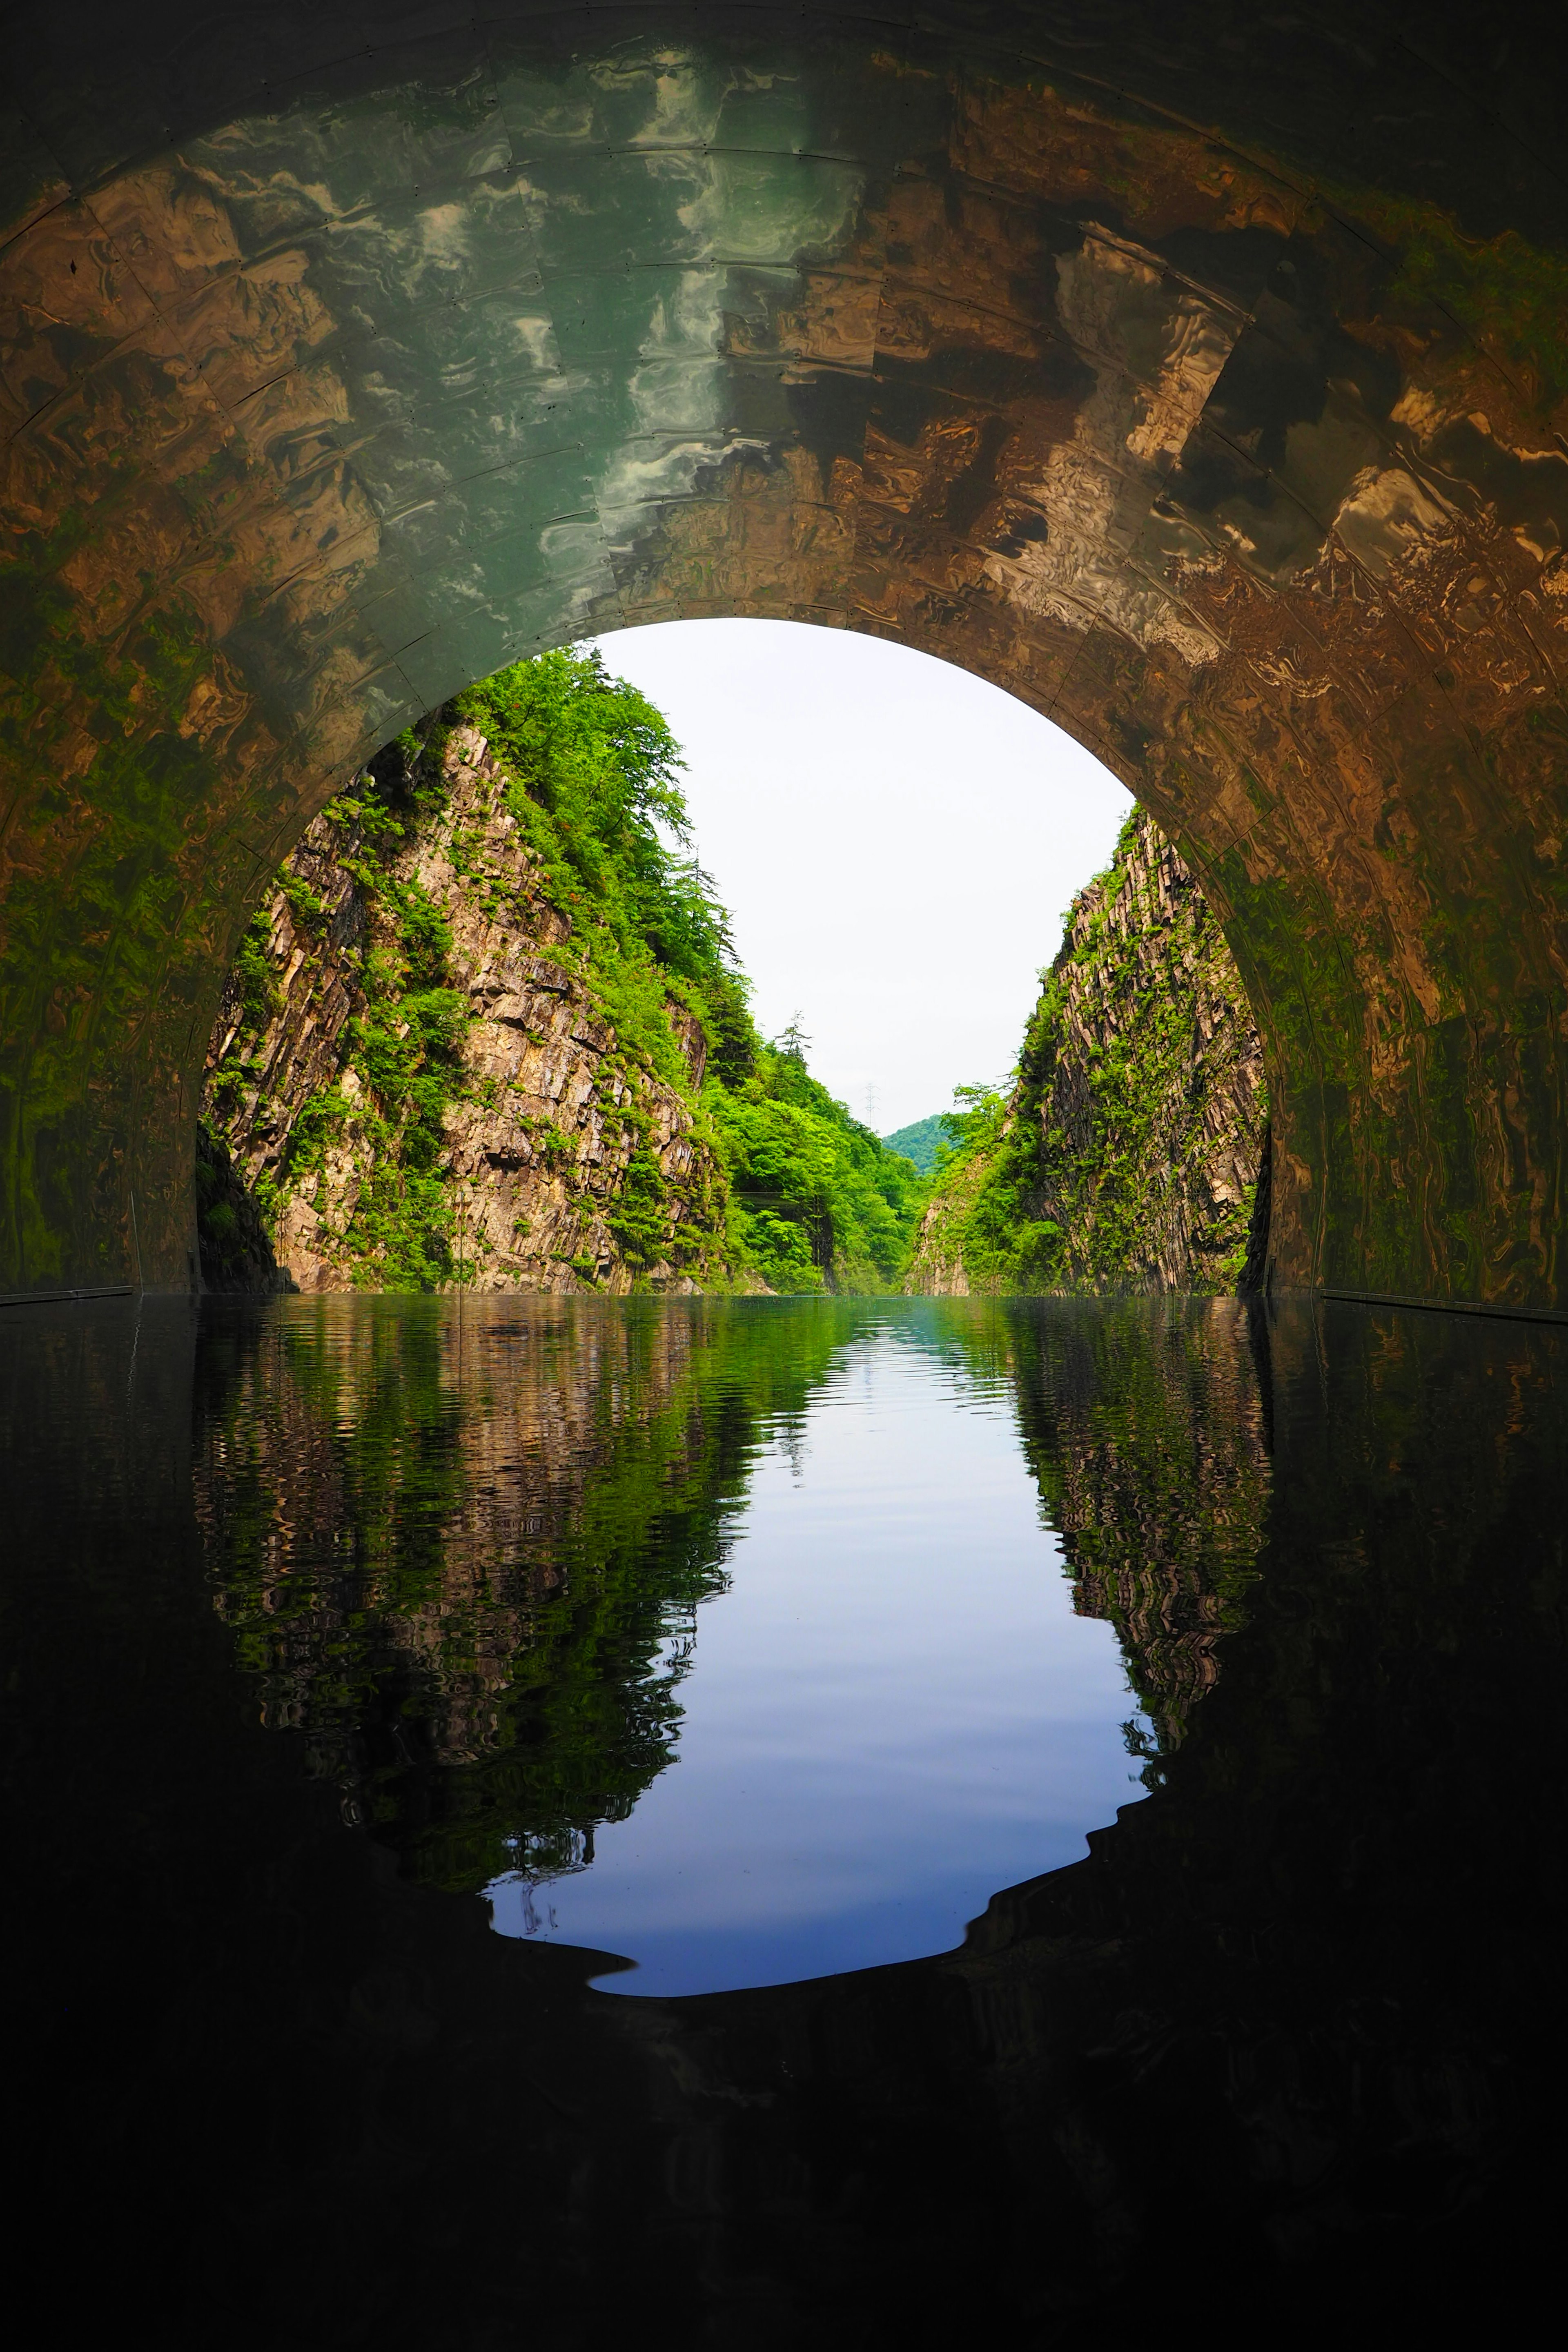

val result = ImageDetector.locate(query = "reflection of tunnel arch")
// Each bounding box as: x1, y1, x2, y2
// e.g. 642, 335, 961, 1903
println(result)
5, 4, 1568, 1305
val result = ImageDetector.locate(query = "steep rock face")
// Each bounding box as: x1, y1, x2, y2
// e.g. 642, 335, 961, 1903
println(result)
194, 1124, 288, 1295
202, 726, 728, 1294
912, 809, 1267, 1294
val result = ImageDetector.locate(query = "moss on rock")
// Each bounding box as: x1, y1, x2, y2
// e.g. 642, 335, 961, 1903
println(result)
911, 809, 1268, 1296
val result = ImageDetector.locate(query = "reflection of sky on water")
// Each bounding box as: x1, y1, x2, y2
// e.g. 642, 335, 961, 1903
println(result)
487, 1330, 1150, 1996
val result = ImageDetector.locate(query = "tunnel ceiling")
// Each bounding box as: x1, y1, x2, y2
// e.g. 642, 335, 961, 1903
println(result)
5, 3, 1568, 1305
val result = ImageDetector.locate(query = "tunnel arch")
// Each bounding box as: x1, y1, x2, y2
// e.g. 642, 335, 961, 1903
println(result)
5, 2, 1568, 1304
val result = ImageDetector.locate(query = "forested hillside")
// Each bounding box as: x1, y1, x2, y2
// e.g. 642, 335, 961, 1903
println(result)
199, 650, 921, 1295
881, 1114, 947, 1175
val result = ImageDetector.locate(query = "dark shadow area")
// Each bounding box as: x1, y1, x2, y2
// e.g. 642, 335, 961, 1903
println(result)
9, 3, 1568, 1310
195, 1121, 290, 1294
4, 1293, 1563, 2341
1240, 1117, 1274, 1294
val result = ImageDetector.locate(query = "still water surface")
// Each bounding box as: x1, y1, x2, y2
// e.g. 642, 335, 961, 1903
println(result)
7, 1290, 1561, 2337
486, 1327, 1147, 1991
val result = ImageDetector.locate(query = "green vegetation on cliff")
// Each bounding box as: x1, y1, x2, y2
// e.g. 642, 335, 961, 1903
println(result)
454, 648, 749, 1099
455, 652, 923, 1291
204, 648, 923, 1294
206, 747, 483, 1289
912, 811, 1267, 1296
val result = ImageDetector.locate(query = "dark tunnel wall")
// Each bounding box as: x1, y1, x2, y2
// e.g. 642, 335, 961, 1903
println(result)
5, 2, 1568, 1303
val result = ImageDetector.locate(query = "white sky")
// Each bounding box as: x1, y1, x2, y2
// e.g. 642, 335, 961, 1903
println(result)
588, 619, 1132, 1136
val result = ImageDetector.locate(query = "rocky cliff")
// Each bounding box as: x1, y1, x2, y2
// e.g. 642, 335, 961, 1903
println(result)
199, 648, 923, 1297
911, 808, 1267, 1295
200, 722, 729, 1294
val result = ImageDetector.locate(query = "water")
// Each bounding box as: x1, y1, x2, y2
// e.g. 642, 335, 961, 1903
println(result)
4, 1291, 1562, 2339
487, 1328, 1149, 1992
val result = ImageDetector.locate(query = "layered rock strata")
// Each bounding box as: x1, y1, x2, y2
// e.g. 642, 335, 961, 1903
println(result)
912, 809, 1268, 1294
202, 726, 727, 1294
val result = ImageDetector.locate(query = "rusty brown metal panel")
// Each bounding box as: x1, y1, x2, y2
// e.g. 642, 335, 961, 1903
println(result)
3, 2, 1568, 1300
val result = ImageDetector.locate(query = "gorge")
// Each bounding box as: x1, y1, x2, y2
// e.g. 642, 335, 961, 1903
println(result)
7, 6, 1568, 2333
196, 638, 1263, 1303
912, 804, 1269, 1295
7, 0, 1568, 1312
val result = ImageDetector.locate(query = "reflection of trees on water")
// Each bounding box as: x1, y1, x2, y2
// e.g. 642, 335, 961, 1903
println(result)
897, 1297, 1270, 1762
19, 1299, 1564, 2328
194, 1296, 1271, 1898
194, 1299, 858, 1891
1007, 1298, 1268, 1763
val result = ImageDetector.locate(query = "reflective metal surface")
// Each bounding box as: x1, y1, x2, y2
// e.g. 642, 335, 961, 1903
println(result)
4, 6, 1568, 1305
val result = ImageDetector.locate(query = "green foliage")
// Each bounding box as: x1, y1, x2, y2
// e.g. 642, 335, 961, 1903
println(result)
205, 907, 281, 1122
712, 1035, 923, 1293
920, 1072, 1065, 1292
918, 811, 1264, 1295
269, 740, 473, 1291
209, 644, 924, 1295
881, 1112, 947, 1174
279, 872, 328, 933
606, 1144, 678, 1272
938, 1080, 1009, 1166
336, 890, 472, 1289
232, 906, 279, 1032
455, 646, 738, 1092
198, 1296, 861, 1892
704, 967, 758, 1088
452, 648, 922, 1292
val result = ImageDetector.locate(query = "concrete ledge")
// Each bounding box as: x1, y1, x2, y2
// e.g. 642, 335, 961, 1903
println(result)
0, 1284, 136, 1309
1320, 1287, 1568, 1328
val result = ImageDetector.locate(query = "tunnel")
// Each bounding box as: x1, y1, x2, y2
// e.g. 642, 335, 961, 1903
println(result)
4, 1, 1568, 1307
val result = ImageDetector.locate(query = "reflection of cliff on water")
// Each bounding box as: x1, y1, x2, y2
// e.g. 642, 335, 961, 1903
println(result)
194, 1297, 1269, 1905
10, 1295, 1568, 2334
194, 1297, 857, 1893
578, 1299, 1568, 2330
902, 1296, 1270, 1758
1009, 1296, 1268, 1758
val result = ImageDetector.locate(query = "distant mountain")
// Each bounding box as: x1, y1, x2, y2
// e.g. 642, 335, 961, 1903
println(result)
882, 1114, 948, 1175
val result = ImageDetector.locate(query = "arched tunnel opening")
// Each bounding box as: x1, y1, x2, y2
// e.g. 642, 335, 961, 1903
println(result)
7, 2, 1568, 1309
10, 11, 1568, 2332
